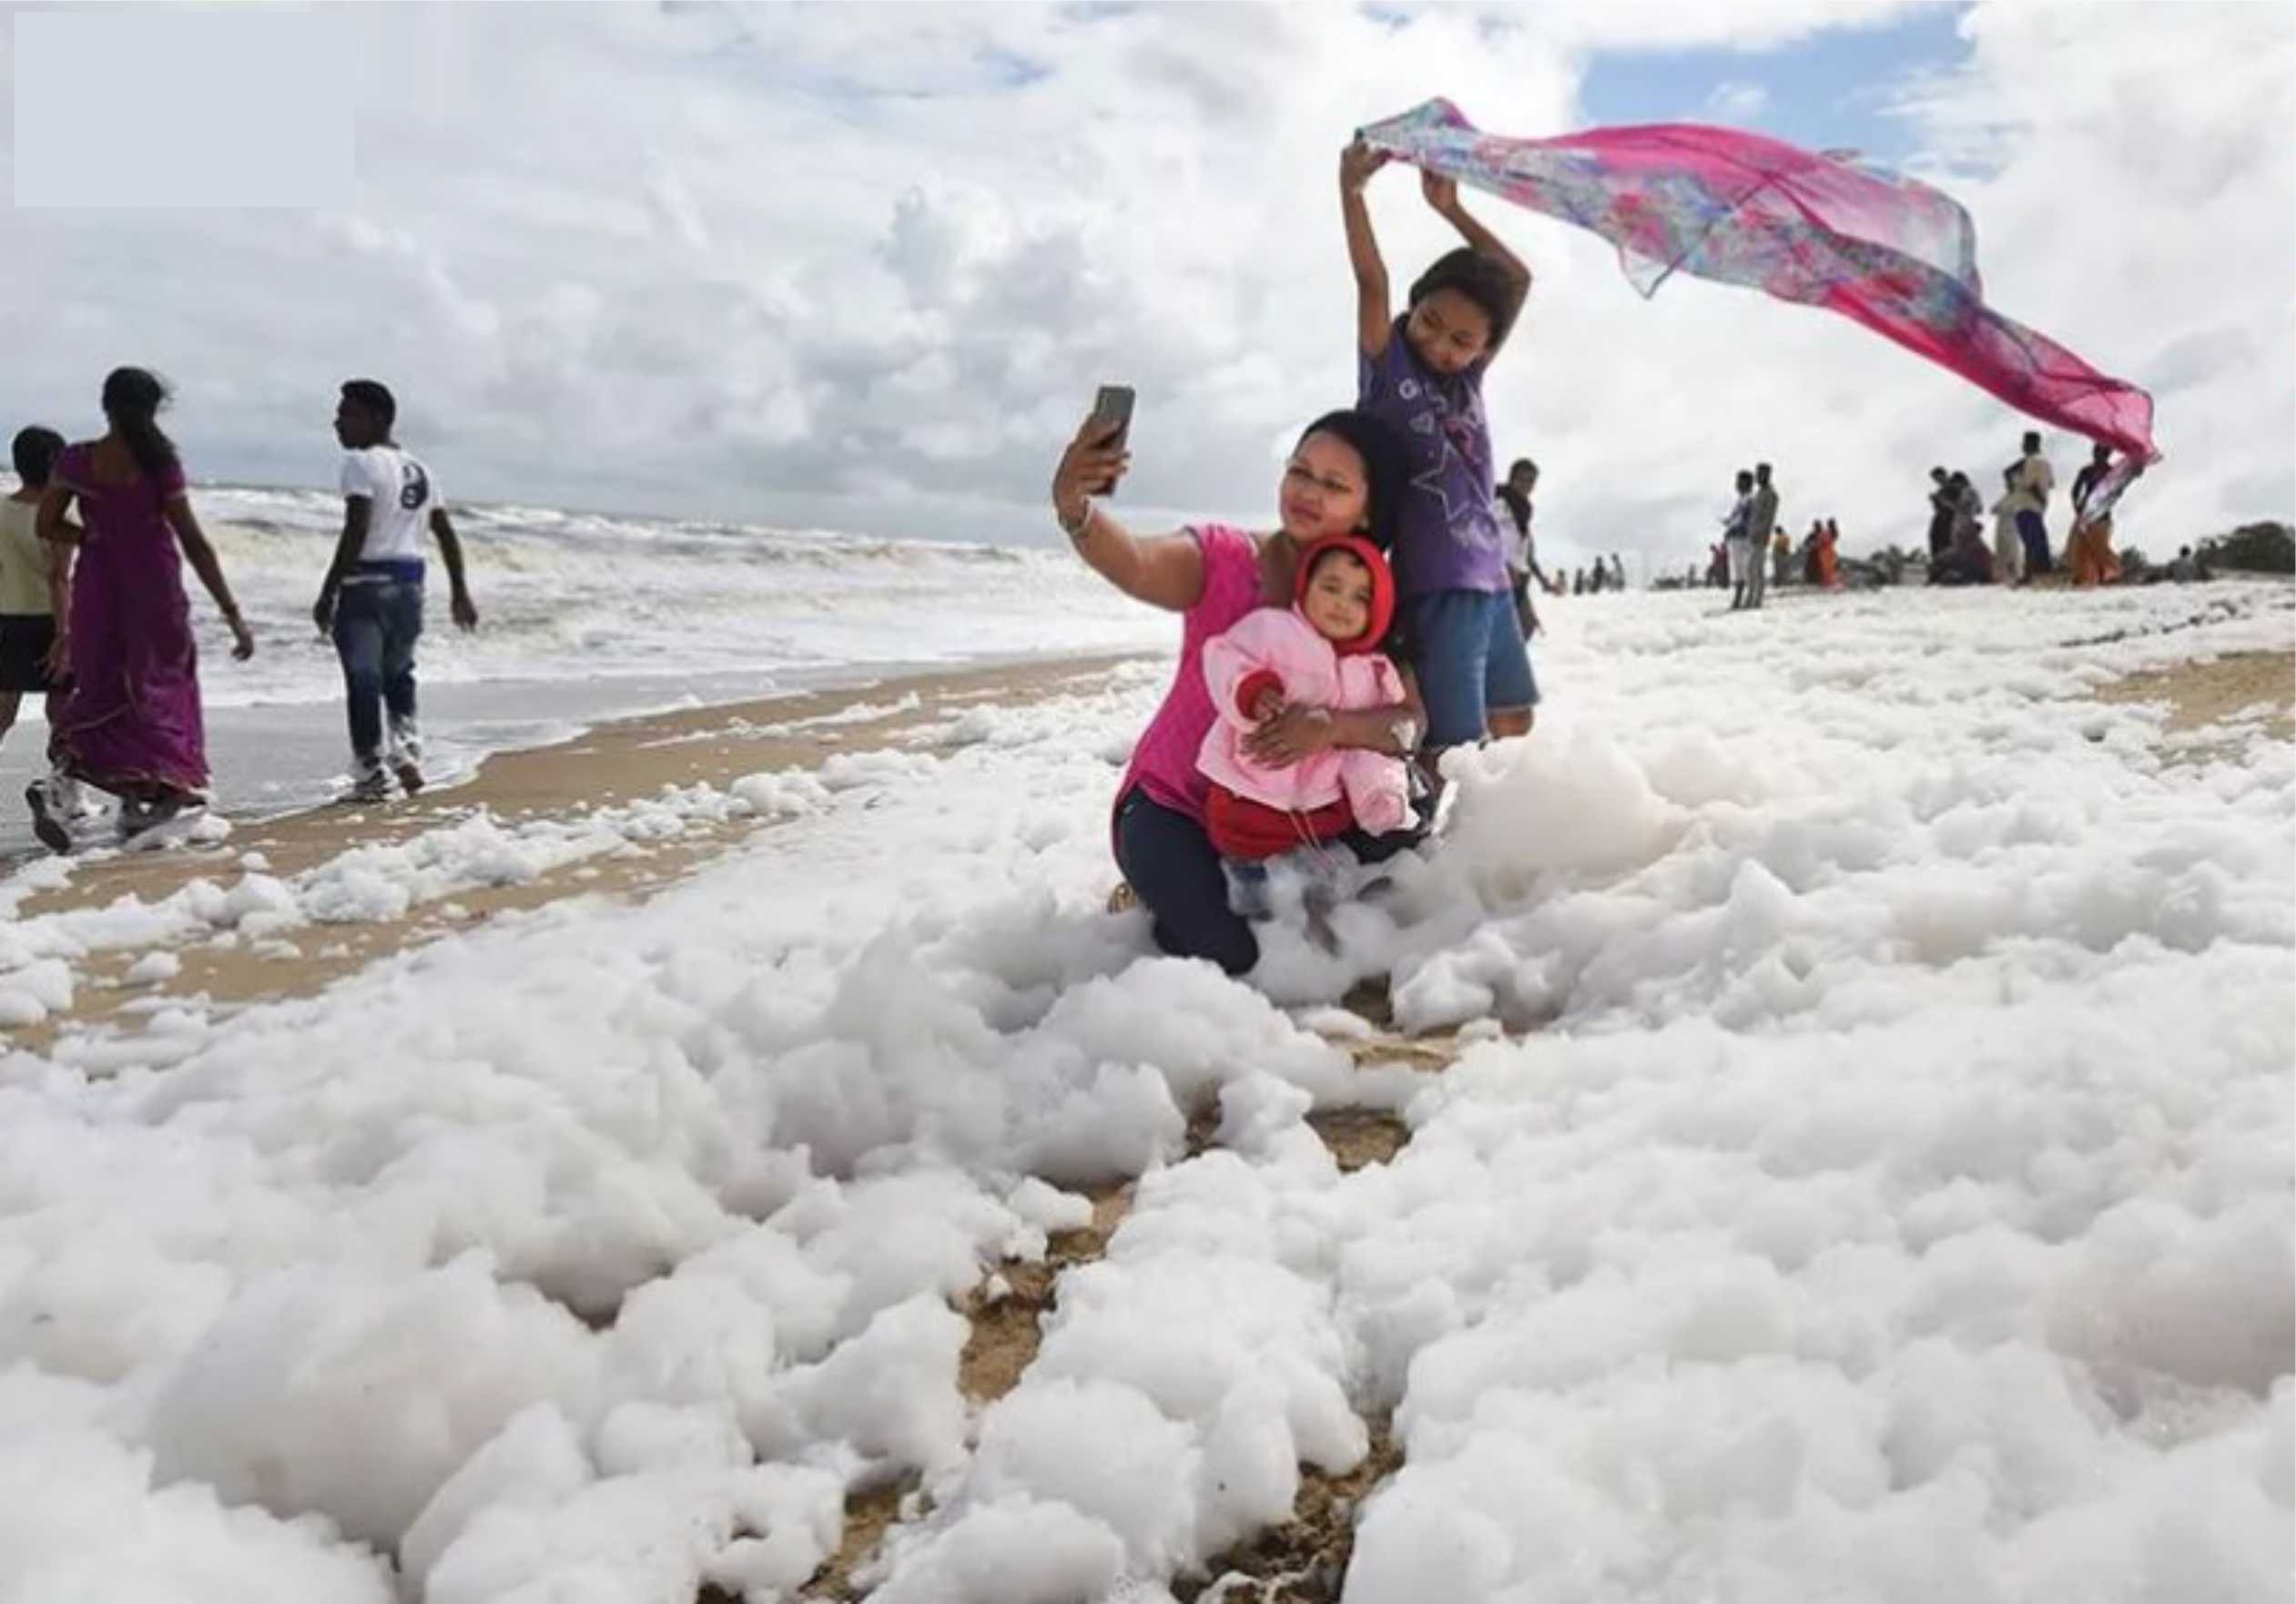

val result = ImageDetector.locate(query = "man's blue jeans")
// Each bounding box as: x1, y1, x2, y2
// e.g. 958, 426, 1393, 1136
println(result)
332, 574, 424, 767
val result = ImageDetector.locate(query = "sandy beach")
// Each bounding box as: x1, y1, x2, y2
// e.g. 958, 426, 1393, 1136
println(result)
6, 650, 1149, 1045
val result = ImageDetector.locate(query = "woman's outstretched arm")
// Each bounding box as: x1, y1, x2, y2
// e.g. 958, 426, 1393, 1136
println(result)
1050, 411, 1205, 613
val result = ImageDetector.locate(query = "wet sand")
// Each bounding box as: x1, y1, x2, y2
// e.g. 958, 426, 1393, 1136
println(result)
13, 652, 1148, 1045
2097, 649, 2294, 762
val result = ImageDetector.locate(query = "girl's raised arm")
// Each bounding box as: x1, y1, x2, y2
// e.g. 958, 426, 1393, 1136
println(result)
1340, 140, 1394, 358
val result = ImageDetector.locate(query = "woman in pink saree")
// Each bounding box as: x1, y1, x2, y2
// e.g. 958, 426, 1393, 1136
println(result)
30, 369, 254, 850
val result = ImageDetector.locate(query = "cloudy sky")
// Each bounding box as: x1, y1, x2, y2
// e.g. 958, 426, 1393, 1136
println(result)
4, 2, 2291, 574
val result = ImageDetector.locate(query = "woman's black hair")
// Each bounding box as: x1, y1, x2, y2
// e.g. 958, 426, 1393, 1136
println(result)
101, 367, 179, 481
1295, 409, 1408, 554
1406, 247, 1520, 349
11, 425, 65, 487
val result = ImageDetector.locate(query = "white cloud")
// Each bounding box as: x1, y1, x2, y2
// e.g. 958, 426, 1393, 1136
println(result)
0, 0, 2286, 574
1704, 79, 1772, 122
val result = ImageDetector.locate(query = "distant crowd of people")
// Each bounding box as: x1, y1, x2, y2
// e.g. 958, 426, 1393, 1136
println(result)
1925, 432, 2140, 589
1, 369, 477, 852
1686, 462, 1843, 600
1668, 431, 2158, 604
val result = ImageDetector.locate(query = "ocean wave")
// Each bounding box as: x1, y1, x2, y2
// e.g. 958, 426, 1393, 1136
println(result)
178, 483, 1164, 709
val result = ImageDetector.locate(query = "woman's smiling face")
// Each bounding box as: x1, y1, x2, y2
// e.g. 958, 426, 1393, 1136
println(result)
1279, 432, 1369, 543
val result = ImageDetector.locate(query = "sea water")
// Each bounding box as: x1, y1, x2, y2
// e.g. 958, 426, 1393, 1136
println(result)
0, 483, 1171, 852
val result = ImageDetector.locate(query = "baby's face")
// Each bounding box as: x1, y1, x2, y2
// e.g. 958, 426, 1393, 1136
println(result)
1304, 551, 1374, 645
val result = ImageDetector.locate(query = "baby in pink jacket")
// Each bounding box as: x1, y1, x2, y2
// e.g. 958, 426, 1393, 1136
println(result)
1197, 534, 1411, 877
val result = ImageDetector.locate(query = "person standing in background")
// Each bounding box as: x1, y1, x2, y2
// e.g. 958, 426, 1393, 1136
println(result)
1925, 467, 1956, 563
30, 368, 254, 851
2007, 431, 2056, 578
1989, 464, 2024, 584
1493, 457, 1549, 637
316, 380, 480, 801
1723, 469, 1754, 610
2066, 443, 2128, 587
0, 426, 81, 820
1744, 462, 1778, 610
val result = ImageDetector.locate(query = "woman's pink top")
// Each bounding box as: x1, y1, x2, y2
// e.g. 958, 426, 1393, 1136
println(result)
1112, 523, 1264, 828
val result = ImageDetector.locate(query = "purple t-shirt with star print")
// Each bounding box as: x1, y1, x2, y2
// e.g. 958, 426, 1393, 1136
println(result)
1357, 319, 1509, 598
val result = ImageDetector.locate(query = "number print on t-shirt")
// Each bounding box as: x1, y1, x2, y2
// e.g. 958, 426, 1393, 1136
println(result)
399, 462, 431, 512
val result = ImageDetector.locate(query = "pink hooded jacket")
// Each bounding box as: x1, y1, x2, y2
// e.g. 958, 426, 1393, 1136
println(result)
1195, 535, 1410, 835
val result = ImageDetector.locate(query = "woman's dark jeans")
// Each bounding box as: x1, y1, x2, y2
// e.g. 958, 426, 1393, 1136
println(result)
1113, 786, 1418, 977
1116, 787, 1258, 975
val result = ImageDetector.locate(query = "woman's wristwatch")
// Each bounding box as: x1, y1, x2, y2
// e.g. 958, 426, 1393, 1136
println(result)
1058, 496, 1094, 541
1387, 714, 1419, 753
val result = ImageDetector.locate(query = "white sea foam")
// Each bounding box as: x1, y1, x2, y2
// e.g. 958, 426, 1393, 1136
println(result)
0, 577, 2290, 1602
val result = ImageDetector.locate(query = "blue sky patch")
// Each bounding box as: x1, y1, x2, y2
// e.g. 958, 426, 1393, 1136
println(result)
1578, 5, 1970, 167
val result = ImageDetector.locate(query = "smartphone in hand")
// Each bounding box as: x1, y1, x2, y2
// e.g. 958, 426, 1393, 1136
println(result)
1090, 385, 1134, 495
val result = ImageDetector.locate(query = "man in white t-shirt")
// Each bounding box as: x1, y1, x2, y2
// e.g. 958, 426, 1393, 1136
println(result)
1494, 457, 1550, 638
2006, 430, 2056, 578
316, 380, 479, 799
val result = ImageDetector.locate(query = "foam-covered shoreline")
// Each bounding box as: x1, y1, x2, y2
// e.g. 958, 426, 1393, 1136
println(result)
0, 582, 2290, 1603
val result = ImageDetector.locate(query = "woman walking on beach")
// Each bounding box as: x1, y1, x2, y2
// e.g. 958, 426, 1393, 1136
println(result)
28, 369, 254, 850
1053, 405, 1421, 976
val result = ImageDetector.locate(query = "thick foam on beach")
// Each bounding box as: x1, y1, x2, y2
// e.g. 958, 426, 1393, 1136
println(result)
0, 578, 2289, 1601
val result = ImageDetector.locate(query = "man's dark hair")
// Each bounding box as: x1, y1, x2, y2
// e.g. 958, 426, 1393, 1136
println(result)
1735, 470, 1754, 491
2022, 431, 2041, 452
1509, 457, 1538, 478
1755, 462, 1773, 480
11, 425, 65, 487
340, 379, 398, 431
1407, 248, 1521, 349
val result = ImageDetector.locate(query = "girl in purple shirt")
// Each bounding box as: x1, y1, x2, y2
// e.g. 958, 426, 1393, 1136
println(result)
1340, 140, 1538, 758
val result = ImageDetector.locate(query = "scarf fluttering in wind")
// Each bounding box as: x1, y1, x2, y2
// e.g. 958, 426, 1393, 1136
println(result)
1359, 98, 2159, 485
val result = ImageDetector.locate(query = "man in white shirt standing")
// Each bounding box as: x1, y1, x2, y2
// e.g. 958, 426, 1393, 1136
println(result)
1494, 457, 1550, 637
316, 380, 479, 799
1723, 468, 1755, 610
2006, 430, 2056, 581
